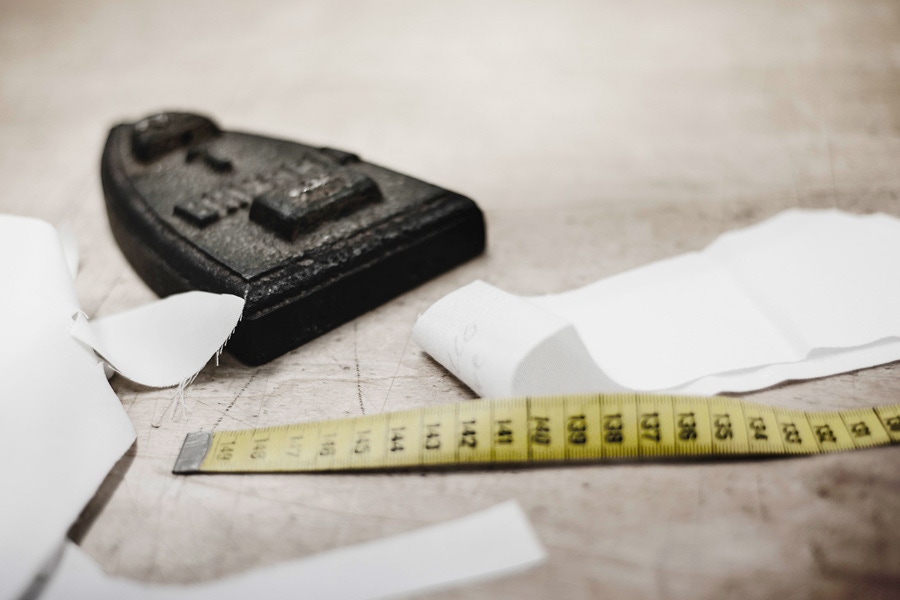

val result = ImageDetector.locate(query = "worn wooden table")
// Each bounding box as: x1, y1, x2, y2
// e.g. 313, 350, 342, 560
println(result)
3, 1, 899, 598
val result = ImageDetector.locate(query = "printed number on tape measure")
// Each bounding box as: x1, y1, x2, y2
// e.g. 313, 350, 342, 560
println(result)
173, 394, 900, 474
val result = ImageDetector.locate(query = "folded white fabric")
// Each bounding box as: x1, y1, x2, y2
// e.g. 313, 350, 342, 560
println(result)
413, 209, 900, 397
0, 215, 245, 600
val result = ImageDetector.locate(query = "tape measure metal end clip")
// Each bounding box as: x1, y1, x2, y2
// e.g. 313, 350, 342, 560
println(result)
173, 431, 212, 474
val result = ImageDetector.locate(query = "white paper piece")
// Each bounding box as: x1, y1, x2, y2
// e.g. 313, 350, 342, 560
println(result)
41, 501, 545, 600
0, 215, 244, 600
413, 209, 900, 397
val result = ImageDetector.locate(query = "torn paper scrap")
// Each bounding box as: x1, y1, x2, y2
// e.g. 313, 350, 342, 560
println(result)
0, 214, 244, 600
40, 501, 546, 600
413, 209, 900, 397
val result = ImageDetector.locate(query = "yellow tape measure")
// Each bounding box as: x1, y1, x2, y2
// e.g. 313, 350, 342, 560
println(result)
173, 394, 900, 474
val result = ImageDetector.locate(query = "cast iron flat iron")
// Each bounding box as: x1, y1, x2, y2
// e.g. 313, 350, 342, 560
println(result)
101, 112, 485, 365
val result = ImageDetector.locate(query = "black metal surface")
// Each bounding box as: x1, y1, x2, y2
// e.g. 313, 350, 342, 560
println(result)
101, 111, 486, 365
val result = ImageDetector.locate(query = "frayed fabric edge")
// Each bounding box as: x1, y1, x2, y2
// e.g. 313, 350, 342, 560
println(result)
85, 308, 245, 426
150, 315, 244, 426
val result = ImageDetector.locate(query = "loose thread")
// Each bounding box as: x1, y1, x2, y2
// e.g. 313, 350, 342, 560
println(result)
151, 372, 198, 427
215, 308, 243, 367
150, 310, 242, 426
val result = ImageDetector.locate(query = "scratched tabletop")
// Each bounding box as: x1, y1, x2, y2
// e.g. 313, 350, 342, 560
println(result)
3, 1, 900, 598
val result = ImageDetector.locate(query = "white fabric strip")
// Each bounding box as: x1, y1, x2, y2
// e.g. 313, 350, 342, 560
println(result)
0, 216, 136, 600
413, 209, 900, 397
41, 501, 546, 600
69, 292, 245, 388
